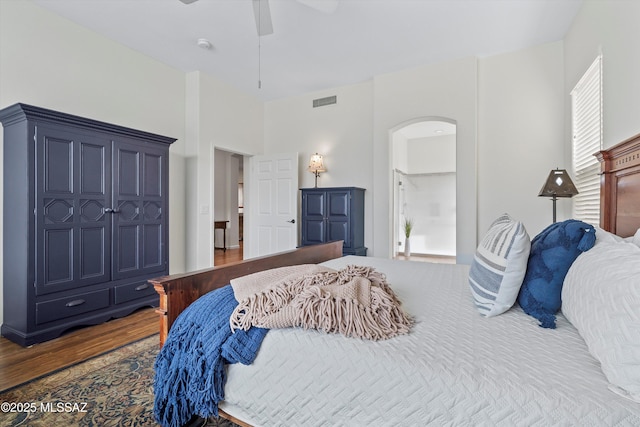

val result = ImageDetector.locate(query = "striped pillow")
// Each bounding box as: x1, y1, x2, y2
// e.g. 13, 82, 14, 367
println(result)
469, 214, 531, 317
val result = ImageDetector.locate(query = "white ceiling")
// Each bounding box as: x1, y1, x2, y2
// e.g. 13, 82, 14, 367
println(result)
32, 0, 583, 102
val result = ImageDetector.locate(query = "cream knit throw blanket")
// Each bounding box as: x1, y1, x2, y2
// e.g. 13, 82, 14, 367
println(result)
229, 264, 412, 341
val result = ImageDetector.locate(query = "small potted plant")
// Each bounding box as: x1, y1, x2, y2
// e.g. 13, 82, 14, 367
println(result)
403, 217, 414, 257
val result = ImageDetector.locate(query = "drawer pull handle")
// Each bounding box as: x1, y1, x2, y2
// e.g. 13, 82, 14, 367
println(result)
66, 299, 85, 307
135, 284, 149, 291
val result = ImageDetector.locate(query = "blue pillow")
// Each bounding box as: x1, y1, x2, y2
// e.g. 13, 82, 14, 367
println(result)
517, 219, 596, 328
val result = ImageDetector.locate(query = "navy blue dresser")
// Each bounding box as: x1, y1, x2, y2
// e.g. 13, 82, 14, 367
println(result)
0, 104, 175, 346
300, 187, 367, 256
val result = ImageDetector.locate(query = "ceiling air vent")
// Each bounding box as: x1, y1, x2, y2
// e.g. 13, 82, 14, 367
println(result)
313, 95, 337, 108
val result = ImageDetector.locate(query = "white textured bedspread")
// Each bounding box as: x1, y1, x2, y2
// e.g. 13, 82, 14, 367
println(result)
220, 257, 640, 426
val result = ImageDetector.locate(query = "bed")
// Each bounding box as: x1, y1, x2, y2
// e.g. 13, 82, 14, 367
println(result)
150, 134, 640, 426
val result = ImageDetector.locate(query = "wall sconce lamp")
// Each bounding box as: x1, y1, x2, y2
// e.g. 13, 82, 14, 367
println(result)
538, 168, 579, 223
308, 153, 326, 188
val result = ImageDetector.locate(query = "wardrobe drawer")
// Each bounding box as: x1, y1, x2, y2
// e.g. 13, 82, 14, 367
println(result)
114, 281, 156, 305
36, 289, 110, 325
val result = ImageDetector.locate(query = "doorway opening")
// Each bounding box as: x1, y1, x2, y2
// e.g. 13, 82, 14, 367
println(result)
391, 119, 456, 263
213, 149, 244, 266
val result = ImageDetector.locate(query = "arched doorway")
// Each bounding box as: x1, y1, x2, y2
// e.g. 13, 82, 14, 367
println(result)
391, 118, 456, 262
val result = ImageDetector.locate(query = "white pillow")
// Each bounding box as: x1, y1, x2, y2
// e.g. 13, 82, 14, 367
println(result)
469, 214, 530, 317
593, 226, 625, 245
562, 242, 640, 402
595, 225, 640, 247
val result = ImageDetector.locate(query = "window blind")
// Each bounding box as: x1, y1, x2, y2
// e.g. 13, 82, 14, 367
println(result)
571, 56, 602, 226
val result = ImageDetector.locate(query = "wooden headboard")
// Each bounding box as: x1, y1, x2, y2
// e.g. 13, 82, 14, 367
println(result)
596, 132, 640, 237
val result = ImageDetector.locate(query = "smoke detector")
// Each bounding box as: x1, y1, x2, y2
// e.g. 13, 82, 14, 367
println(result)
197, 38, 213, 50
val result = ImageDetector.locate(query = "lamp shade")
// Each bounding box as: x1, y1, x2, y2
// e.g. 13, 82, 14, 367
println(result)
308, 153, 326, 173
538, 169, 579, 198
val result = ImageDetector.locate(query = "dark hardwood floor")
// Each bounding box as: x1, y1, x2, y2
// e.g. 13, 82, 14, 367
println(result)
214, 241, 243, 265
0, 307, 158, 392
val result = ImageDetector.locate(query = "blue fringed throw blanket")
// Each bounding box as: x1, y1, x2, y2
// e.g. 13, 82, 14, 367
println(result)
154, 285, 268, 427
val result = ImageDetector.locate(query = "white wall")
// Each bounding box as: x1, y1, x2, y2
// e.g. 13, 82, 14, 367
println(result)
184, 71, 263, 271
407, 134, 456, 174
374, 57, 478, 263
0, 1, 187, 327
392, 132, 409, 173
264, 82, 374, 249
265, 82, 374, 189
477, 41, 566, 238
564, 0, 640, 150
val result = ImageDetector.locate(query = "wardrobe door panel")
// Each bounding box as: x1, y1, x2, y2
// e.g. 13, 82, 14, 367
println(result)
116, 224, 140, 273
44, 137, 72, 193
143, 223, 163, 269
35, 126, 111, 295
44, 228, 73, 285
112, 140, 167, 279
117, 149, 140, 196
80, 226, 106, 279
78, 140, 111, 282
144, 152, 162, 197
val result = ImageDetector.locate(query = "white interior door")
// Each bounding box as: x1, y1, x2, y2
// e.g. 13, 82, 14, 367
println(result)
248, 152, 298, 258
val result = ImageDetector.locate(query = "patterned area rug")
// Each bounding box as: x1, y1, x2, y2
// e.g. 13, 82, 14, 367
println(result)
0, 335, 239, 427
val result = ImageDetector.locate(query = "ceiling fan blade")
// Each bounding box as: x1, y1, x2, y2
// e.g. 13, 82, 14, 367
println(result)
252, 0, 274, 36
179, 0, 199, 4
296, 0, 339, 14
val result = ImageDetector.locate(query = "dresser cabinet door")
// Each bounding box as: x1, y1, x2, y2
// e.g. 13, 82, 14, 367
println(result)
300, 187, 366, 256
326, 190, 351, 247
301, 190, 326, 245
35, 125, 111, 296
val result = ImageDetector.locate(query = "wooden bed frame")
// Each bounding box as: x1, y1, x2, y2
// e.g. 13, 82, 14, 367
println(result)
149, 132, 640, 427
149, 240, 344, 347
596, 132, 640, 237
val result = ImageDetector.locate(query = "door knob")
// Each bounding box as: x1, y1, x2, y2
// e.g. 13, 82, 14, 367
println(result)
287, 219, 296, 224
104, 208, 120, 213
